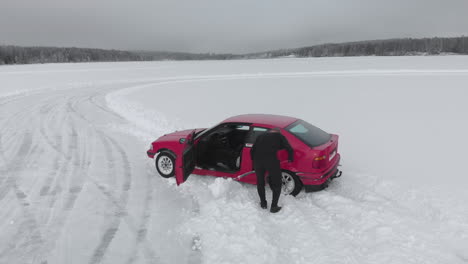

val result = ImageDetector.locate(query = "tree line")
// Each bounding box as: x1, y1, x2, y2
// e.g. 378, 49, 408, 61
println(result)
0, 46, 237, 65
247, 36, 468, 58
0, 46, 143, 65
1, 36, 468, 65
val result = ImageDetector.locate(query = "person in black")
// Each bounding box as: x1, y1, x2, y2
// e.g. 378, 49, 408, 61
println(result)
250, 128, 294, 213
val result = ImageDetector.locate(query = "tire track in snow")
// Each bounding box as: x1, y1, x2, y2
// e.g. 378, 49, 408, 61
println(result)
90, 174, 159, 264
38, 100, 71, 161
89, 132, 132, 264
2, 82, 171, 263
37, 97, 70, 199
0, 93, 23, 106
92, 87, 164, 263
0, 125, 9, 165
63, 120, 85, 210
124, 167, 157, 264
0, 134, 7, 187
66, 94, 96, 124
0, 132, 45, 263
48, 96, 89, 212
90, 135, 158, 263
0, 132, 33, 200
34, 95, 82, 212
69, 89, 159, 264
0, 95, 38, 167
89, 92, 125, 121
33, 94, 93, 264
0, 81, 161, 263
45, 88, 137, 264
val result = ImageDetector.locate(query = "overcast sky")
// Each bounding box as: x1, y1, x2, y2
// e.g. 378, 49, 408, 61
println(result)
1, 0, 468, 53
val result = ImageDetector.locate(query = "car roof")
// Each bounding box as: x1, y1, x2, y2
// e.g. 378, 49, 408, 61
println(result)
222, 114, 299, 128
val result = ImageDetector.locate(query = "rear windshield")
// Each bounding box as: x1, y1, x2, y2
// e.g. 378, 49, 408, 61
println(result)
286, 120, 331, 147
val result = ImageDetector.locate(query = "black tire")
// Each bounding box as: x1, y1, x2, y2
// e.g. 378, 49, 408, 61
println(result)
281, 171, 303, 196
155, 151, 175, 178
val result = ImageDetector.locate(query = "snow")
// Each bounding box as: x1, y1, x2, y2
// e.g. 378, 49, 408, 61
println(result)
1, 56, 468, 264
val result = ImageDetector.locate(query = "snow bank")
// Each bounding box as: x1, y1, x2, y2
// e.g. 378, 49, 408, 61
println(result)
105, 82, 187, 142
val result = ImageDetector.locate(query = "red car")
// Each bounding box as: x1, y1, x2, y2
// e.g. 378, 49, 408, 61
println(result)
147, 114, 341, 196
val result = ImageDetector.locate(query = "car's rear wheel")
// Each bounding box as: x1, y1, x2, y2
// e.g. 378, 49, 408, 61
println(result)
281, 171, 303, 196
156, 151, 175, 178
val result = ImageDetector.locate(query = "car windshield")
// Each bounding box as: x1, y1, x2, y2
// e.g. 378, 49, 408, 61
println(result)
285, 120, 331, 147
194, 123, 250, 140
194, 127, 213, 139
194, 128, 206, 138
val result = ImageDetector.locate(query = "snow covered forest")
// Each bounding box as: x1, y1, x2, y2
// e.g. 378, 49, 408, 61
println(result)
0, 46, 236, 65
1, 36, 467, 65
253, 36, 468, 58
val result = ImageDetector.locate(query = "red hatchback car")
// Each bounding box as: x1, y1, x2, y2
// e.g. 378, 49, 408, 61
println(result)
147, 114, 341, 196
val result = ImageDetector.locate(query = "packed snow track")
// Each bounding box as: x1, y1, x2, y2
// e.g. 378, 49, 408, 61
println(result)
0, 83, 197, 264
1, 58, 468, 264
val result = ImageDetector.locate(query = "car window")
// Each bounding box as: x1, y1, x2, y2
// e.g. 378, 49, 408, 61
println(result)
245, 127, 269, 144
253, 127, 268, 132
286, 120, 331, 147
235, 125, 250, 131
289, 124, 308, 133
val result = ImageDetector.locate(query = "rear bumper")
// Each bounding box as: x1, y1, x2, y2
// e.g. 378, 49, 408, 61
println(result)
296, 155, 341, 186
304, 168, 342, 192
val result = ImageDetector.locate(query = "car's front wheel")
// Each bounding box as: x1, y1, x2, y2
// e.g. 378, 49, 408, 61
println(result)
281, 171, 303, 196
155, 151, 175, 178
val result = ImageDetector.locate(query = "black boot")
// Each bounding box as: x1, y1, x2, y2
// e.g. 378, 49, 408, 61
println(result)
270, 206, 282, 213
260, 201, 267, 209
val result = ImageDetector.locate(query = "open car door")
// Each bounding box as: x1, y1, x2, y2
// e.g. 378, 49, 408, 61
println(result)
175, 130, 196, 185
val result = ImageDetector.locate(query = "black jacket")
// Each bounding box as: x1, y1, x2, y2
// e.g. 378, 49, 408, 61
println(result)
251, 132, 294, 162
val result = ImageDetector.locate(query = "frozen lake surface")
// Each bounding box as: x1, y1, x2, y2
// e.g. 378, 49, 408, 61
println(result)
1, 56, 468, 263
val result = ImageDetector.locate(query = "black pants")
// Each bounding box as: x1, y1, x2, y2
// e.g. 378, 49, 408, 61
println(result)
254, 158, 282, 207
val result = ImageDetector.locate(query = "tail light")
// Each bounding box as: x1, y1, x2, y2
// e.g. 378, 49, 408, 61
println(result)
312, 155, 327, 169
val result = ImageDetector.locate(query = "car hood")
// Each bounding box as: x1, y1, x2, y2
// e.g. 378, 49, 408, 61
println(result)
155, 128, 205, 142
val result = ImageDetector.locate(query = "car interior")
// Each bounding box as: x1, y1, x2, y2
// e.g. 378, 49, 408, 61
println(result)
196, 124, 250, 172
